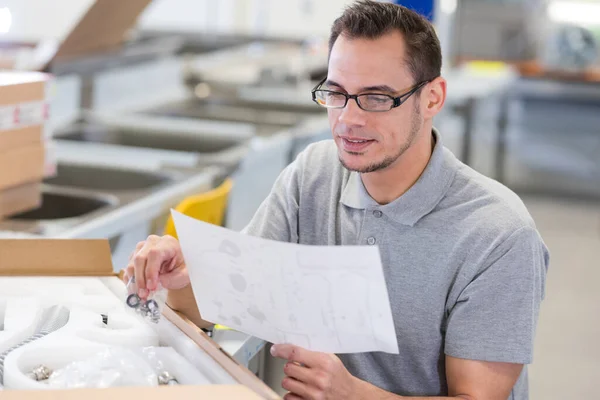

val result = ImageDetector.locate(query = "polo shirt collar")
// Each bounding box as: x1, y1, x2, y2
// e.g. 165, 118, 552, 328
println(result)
340, 128, 458, 226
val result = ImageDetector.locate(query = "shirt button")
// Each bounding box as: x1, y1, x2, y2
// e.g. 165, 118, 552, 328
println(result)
373, 210, 383, 218
367, 237, 376, 245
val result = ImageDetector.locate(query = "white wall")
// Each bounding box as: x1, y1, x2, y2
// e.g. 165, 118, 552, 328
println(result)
0, 0, 93, 41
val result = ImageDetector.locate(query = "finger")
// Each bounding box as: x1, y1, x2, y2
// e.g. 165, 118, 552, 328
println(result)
129, 241, 145, 263
123, 242, 144, 283
122, 268, 130, 284
133, 248, 148, 297
159, 251, 179, 274
281, 377, 314, 399
144, 244, 164, 292
271, 344, 323, 368
284, 361, 316, 385
283, 393, 305, 400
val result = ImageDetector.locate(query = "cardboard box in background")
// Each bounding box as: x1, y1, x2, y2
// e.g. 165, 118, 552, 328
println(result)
0, 125, 42, 153
0, 143, 45, 191
0, 0, 153, 72
0, 71, 53, 218
0, 71, 48, 149
0, 182, 41, 219
0, 239, 280, 399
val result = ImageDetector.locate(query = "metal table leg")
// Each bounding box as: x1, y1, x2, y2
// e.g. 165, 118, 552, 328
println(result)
495, 93, 510, 184
459, 97, 476, 166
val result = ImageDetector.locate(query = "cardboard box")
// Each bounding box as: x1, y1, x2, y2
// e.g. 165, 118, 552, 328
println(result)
0, 143, 45, 191
0, 71, 50, 188
0, 182, 42, 218
0, 239, 280, 399
0, 125, 43, 153
0, 385, 265, 400
0, 71, 49, 151
0, 1, 153, 71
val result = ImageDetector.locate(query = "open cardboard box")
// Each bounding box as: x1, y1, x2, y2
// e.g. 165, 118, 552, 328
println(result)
3, 0, 154, 72
0, 238, 280, 399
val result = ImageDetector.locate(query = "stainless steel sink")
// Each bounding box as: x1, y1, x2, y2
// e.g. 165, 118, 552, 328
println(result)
135, 31, 256, 55
10, 190, 115, 221
0, 185, 119, 237
55, 124, 241, 153
1, 163, 176, 234
44, 163, 172, 192
142, 99, 324, 136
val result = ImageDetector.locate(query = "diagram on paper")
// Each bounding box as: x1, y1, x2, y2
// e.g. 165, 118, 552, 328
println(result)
172, 211, 399, 354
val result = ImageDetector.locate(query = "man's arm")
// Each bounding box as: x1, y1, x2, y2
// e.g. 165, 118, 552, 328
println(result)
354, 355, 523, 400
272, 345, 522, 400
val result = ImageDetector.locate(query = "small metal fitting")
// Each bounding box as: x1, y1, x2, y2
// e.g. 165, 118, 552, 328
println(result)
137, 300, 150, 316
27, 365, 52, 381
145, 299, 161, 323
146, 299, 159, 312
157, 371, 178, 385
126, 293, 141, 308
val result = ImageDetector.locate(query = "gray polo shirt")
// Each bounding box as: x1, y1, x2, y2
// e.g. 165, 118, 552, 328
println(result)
243, 129, 549, 399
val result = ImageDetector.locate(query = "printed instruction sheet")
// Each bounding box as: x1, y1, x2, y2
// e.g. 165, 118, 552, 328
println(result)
173, 210, 399, 354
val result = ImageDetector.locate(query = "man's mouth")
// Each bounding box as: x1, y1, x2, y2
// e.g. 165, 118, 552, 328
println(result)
340, 136, 375, 152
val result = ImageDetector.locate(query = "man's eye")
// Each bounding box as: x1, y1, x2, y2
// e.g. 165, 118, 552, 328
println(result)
365, 95, 391, 104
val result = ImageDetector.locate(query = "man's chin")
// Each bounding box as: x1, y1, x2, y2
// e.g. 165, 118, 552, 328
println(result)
339, 156, 375, 174
338, 152, 395, 174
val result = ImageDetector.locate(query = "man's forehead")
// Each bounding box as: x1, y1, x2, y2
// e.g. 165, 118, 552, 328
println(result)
331, 31, 407, 59
328, 33, 409, 75
327, 34, 412, 89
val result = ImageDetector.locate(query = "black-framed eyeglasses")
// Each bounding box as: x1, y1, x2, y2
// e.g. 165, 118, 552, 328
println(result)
311, 78, 430, 112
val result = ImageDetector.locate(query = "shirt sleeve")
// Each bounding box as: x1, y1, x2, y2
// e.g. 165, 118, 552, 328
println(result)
240, 156, 302, 243
444, 226, 549, 364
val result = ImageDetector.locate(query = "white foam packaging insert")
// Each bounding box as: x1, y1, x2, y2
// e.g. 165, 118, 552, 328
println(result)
0, 276, 236, 390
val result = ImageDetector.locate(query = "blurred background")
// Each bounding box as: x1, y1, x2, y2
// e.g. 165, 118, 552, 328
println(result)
0, 0, 597, 398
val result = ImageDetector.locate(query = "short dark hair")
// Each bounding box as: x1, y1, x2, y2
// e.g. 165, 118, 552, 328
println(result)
329, 0, 441, 84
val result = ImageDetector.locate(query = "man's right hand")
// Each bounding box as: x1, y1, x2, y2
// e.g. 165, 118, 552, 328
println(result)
123, 235, 190, 298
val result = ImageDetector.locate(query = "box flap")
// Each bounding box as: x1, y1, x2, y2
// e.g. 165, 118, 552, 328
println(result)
163, 307, 281, 400
48, 0, 152, 66
0, 239, 114, 276
0, 385, 264, 400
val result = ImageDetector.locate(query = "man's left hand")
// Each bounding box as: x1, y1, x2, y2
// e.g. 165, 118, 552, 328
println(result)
271, 344, 359, 400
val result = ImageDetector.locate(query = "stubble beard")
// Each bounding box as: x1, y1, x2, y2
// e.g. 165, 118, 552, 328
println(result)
339, 105, 423, 174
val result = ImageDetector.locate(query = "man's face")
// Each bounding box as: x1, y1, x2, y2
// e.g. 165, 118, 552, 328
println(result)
327, 31, 424, 173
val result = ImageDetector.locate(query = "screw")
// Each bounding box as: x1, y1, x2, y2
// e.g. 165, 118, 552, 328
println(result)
158, 371, 178, 385
27, 365, 52, 381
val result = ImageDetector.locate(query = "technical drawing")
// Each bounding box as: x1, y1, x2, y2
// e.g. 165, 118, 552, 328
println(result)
174, 211, 399, 354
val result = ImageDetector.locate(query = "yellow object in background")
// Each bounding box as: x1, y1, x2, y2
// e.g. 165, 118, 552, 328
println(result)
464, 60, 510, 76
163, 178, 233, 239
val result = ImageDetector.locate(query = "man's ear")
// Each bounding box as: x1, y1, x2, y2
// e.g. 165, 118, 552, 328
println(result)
420, 76, 446, 119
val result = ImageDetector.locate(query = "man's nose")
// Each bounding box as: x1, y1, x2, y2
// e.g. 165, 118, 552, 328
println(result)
336, 98, 367, 127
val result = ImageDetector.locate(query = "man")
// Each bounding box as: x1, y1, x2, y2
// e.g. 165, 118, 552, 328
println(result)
125, 1, 549, 399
